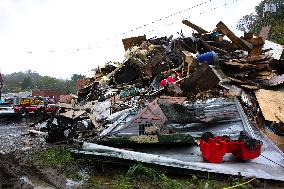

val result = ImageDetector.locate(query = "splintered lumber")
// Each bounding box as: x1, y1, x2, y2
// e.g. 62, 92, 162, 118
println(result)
216, 21, 250, 51
182, 20, 208, 34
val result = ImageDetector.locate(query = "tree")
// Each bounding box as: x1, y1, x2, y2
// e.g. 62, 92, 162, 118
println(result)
21, 76, 33, 90
2, 71, 86, 94
71, 74, 85, 82
68, 74, 86, 93
237, 0, 284, 59
236, 13, 258, 32
36, 76, 61, 90
236, 1, 284, 39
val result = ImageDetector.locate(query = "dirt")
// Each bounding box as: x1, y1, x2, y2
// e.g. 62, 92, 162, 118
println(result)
0, 116, 96, 188
1, 116, 284, 189
0, 149, 67, 188
0, 117, 63, 188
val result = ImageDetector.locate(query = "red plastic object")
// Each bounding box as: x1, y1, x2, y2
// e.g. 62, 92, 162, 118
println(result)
166, 76, 175, 83
160, 79, 168, 87
200, 136, 262, 163
160, 76, 176, 87
232, 143, 262, 160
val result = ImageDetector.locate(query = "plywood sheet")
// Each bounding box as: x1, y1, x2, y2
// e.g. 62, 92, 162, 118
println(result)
255, 89, 284, 123
263, 128, 284, 152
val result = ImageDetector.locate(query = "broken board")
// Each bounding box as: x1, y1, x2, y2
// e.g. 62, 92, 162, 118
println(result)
255, 89, 284, 123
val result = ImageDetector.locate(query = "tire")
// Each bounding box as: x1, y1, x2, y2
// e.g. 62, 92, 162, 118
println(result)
19, 108, 28, 117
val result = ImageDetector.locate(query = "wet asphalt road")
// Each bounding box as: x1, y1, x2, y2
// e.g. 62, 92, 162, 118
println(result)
0, 116, 45, 153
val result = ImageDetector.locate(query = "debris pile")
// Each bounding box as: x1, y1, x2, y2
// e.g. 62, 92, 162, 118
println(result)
73, 20, 284, 141
31, 20, 284, 181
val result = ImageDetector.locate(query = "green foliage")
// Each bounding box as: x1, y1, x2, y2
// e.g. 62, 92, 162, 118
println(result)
44, 148, 73, 166
126, 164, 183, 189
71, 74, 85, 83
236, 13, 258, 32
21, 77, 33, 90
30, 147, 73, 167
236, 0, 284, 59
2, 70, 85, 94
26, 151, 254, 189
111, 164, 230, 189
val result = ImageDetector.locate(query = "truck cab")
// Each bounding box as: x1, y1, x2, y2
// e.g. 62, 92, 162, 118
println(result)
13, 96, 56, 117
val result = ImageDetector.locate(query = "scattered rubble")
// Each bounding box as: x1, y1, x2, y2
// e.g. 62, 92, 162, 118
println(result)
25, 20, 284, 182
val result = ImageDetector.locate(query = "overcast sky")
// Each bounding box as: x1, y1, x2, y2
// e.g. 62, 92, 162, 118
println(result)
0, 0, 262, 79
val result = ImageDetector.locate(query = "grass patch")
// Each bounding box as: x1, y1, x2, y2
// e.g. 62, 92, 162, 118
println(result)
26, 145, 83, 180
84, 163, 251, 189
120, 164, 183, 189
29, 147, 73, 167
43, 148, 73, 167
27, 148, 256, 189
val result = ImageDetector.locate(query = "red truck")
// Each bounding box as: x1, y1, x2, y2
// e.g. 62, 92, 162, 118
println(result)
13, 97, 56, 117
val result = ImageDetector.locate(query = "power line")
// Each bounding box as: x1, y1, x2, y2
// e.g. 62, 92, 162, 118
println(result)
47, 0, 217, 61
48, 0, 241, 62
73, 0, 241, 50
142, 0, 240, 36
54, 1, 215, 49
75, 0, 241, 51
118, 0, 213, 36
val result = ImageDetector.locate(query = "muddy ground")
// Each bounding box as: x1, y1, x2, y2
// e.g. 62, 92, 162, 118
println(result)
0, 116, 87, 188
0, 116, 284, 189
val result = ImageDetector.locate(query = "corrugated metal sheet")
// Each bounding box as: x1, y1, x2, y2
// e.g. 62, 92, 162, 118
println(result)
72, 98, 284, 181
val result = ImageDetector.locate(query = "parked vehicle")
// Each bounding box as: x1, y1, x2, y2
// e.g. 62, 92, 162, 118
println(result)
0, 102, 16, 117
13, 96, 56, 117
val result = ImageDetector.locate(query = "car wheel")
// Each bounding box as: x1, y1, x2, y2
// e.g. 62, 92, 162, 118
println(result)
19, 108, 28, 117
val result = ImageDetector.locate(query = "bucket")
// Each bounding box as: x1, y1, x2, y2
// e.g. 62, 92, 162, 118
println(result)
197, 51, 218, 65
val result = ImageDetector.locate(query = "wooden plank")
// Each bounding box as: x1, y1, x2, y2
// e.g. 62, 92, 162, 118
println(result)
122, 35, 146, 51
181, 64, 220, 94
248, 46, 263, 58
246, 37, 264, 46
198, 39, 230, 56
262, 128, 284, 152
239, 85, 259, 90
182, 20, 208, 34
244, 32, 253, 40
158, 96, 187, 104
244, 54, 269, 62
255, 89, 284, 123
223, 61, 256, 69
216, 21, 249, 51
